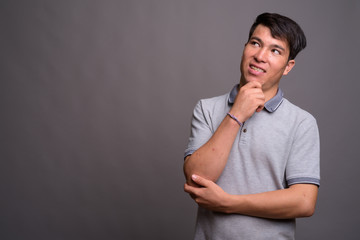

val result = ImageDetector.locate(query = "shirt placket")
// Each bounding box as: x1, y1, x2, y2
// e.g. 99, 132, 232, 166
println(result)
239, 121, 248, 145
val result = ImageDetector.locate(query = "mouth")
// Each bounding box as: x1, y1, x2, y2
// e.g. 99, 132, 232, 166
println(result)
250, 64, 265, 73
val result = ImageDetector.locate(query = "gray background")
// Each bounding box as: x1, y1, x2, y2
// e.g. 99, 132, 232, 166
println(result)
1, 0, 359, 239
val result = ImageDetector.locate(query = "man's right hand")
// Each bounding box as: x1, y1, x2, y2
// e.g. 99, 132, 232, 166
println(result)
229, 82, 265, 123
183, 82, 264, 184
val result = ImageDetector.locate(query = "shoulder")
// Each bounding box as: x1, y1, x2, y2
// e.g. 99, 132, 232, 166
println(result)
198, 92, 229, 106
191, 92, 230, 131
280, 98, 317, 123
278, 99, 319, 137
196, 92, 230, 113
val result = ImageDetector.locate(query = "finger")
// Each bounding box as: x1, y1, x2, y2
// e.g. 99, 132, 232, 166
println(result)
184, 183, 199, 200
184, 183, 193, 194
184, 183, 199, 195
253, 81, 263, 88
245, 81, 262, 89
191, 174, 210, 187
256, 105, 264, 112
189, 193, 196, 199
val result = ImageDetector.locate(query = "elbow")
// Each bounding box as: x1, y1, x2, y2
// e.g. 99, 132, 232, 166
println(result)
303, 203, 316, 217
183, 156, 193, 183
183, 156, 217, 185
299, 206, 315, 218
183, 154, 220, 184
298, 199, 316, 218
290, 184, 318, 218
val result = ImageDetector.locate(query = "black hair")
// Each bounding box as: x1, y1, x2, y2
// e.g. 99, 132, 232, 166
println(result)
248, 13, 306, 60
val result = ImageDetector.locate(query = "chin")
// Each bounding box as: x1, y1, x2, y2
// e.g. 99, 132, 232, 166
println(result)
246, 78, 262, 84
240, 74, 263, 86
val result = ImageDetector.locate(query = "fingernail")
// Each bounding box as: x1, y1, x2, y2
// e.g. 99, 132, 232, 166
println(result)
192, 174, 198, 180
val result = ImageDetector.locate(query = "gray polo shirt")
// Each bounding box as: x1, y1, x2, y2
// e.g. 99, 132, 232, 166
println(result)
185, 85, 320, 240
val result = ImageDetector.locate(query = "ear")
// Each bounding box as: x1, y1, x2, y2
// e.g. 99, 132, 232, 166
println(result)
283, 59, 295, 76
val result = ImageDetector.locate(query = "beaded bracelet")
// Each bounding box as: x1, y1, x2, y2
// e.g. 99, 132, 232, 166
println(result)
227, 112, 243, 127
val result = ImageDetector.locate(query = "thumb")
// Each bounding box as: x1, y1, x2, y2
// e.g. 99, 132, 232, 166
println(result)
191, 174, 210, 187
256, 105, 264, 112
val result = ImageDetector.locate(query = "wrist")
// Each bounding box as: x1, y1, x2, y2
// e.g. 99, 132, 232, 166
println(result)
223, 194, 238, 214
227, 112, 244, 127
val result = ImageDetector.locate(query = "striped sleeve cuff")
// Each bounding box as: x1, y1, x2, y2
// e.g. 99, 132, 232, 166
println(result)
287, 177, 320, 187
184, 149, 196, 159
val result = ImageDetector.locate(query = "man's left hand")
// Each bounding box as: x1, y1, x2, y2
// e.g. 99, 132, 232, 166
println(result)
184, 174, 232, 213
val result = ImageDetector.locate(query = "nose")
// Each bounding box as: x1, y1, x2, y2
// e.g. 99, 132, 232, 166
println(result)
254, 48, 267, 63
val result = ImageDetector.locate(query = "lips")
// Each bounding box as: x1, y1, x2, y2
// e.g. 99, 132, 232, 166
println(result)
249, 64, 266, 73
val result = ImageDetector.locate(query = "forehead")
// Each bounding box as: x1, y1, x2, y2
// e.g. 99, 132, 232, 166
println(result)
251, 25, 289, 51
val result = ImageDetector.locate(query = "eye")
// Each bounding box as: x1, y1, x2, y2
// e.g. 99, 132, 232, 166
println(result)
250, 41, 260, 47
272, 49, 281, 55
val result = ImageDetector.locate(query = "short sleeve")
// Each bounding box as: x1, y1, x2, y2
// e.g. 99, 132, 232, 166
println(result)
286, 115, 320, 186
184, 100, 214, 158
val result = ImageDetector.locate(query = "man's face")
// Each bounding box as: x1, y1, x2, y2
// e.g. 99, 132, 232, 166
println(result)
240, 24, 295, 97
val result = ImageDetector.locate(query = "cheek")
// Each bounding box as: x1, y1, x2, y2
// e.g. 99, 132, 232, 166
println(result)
241, 50, 252, 64
240, 56, 247, 71
242, 48, 252, 59
271, 60, 289, 74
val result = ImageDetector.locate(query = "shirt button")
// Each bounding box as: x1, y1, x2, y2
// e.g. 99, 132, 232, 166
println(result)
243, 128, 247, 133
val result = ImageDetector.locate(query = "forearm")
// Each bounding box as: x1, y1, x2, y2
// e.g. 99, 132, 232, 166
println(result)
183, 115, 241, 184
226, 184, 318, 219
184, 82, 266, 185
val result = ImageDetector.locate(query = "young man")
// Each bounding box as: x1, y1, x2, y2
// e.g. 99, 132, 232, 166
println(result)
183, 13, 320, 239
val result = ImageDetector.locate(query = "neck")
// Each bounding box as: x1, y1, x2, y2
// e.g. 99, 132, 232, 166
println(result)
263, 87, 278, 102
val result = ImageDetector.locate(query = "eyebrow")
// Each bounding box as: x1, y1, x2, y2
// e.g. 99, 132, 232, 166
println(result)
250, 36, 286, 52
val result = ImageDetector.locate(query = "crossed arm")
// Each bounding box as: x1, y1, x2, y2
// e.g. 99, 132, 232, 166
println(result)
184, 174, 318, 219
183, 82, 318, 220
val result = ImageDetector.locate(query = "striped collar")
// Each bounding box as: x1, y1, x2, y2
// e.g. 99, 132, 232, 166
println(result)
228, 84, 284, 113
